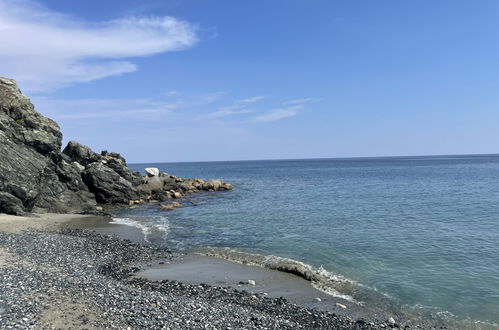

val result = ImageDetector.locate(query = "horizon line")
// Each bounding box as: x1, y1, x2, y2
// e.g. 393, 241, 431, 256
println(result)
128, 152, 499, 165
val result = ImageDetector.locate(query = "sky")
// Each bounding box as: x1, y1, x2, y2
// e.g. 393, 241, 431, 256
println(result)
2, 0, 499, 162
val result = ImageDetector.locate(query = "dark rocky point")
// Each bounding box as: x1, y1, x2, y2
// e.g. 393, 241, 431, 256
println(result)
0, 77, 232, 215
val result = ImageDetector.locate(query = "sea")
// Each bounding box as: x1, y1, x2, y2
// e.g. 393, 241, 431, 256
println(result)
110, 155, 499, 329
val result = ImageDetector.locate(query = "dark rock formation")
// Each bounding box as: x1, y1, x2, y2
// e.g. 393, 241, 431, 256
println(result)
0, 78, 96, 215
63, 141, 101, 166
0, 77, 233, 215
63, 140, 143, 200
82, 162, 139, 204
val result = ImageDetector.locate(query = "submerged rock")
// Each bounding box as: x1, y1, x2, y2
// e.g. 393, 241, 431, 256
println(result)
160, 202, 182, 211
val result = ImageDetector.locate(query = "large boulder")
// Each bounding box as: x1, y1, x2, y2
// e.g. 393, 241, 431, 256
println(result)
138, 176, 164, 195
63, 142, 142, 186
63, 141, 101, 166
81, 162, 139, 204
103, 156, 143, 186
145, 168, 160, 177
0, 78, 96, 215
0, 191, 25, 215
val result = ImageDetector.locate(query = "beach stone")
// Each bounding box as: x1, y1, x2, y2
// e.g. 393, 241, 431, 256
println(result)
388, 317, 396, 325
145, 168, 160, 177
335, 303, 347, 309
138, 176, 164, 194
247, 280, 256, 286
314, 297, 322, 302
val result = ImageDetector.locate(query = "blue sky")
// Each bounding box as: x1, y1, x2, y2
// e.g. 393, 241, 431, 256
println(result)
2, 0, 499, 162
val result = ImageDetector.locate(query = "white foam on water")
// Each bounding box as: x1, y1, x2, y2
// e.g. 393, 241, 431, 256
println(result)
110, 217, 170, 243
196, 247, 358, 302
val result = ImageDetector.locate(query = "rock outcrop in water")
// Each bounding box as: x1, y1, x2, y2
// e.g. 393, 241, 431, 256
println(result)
0, 77, 232, 215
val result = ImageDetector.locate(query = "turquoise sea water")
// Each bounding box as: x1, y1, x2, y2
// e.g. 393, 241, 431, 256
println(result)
117, 155, 499, 328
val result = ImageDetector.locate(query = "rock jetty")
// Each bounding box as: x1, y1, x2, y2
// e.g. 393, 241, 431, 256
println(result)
0, 77, 232, 215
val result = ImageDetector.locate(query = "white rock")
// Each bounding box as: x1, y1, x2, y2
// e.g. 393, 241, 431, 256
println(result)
73, 162, 85, 172
247, 280, 256, 286
314, 297, 322, 302
145, 167, 159, 177
388, 317, 396, 325
335, 302, 347, 309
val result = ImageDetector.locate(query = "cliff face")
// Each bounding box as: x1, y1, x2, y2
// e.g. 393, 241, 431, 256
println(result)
0, 78, 96, 215
0, 78, 232, 216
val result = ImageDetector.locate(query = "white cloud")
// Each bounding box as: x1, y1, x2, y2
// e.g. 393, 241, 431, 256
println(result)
164, 90, 180, 97
205, 107, 254, 119
197, 91, 227, 105
237, 96, 264, 104
0, 0, 198, 92
283, 98, 317, 105
252, 106, 301, 123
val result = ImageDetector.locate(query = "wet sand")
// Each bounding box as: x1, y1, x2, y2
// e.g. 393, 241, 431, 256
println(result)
58, 214, 395, 322
136, 254, 389, 321
0, 213, 104, 234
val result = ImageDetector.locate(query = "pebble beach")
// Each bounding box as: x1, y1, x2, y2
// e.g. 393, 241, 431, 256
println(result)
0, 214, 441, 329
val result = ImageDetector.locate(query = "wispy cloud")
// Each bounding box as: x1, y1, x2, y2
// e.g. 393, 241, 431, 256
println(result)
197, 91, 227, 105
0, 0, 198, 92
237, 96, 264, 104
202, 95, 263, 119
32, 97, 178, 120
32, 89, 228, 121
252, 106, 301, 123
283, 98, 317, 105
205, 107, 254, 119
164, 90, 180, 97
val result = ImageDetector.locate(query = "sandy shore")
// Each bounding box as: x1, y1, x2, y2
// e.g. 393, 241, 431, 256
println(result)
0, 213, 441, 329
136, 254, 392, 321
0, 213, 106, 234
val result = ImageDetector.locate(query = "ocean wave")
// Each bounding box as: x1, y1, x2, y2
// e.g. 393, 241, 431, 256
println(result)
195, 247, 357, 302
110, 217, 170, 243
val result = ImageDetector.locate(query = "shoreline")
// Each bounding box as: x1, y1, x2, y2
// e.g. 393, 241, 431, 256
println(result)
0, 212, 445, 329
135, 254, 390, 322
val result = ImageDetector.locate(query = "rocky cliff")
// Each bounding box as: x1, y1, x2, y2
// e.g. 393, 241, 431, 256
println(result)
0, 78, 231, 215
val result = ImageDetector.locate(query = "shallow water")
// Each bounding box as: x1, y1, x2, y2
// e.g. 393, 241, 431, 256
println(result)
115, 155, 499, 328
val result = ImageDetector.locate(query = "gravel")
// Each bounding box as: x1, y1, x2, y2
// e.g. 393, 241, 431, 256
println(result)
0, 228, 444, 329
